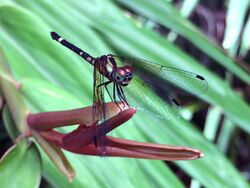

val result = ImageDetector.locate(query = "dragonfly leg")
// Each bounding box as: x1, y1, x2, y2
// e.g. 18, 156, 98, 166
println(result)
115, 84, 122, 102
104, 82, 114, 103
116, 84, 127, 108
117, 85, 126, 105
113, 84, 123, 111
118, 85, 129, 107
97, 81, 113, 102
113, 83, 116, 102
97, 81, 124, 116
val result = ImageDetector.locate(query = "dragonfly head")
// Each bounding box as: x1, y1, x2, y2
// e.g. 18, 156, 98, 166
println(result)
114, 65, 133, 86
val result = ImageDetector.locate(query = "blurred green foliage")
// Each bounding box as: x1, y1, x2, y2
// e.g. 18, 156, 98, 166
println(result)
0, 0, 249, 188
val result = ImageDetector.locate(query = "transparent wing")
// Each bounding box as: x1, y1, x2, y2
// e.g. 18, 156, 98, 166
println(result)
120, 74, 182, 119
109, 55, 207, 119
92, 66, 108, 155
93, 65, 106, 121
113, 56, 208, 96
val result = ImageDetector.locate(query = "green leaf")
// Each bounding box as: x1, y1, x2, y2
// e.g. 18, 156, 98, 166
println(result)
203, 106, 222, 141
0, 4, 91, 99
217, 118, 235, 153
240, 14, 250, 56
0, 49, 28, 133
167, 0, 200, 42
31, 130, 75, 181
0, 140, 42, 188
21, 78, 85, 112
115, 0, 250, 84
2, 105, 20, 140
179, 0, 200, 17
135, 115, 250, 188
223, 0, 250, 54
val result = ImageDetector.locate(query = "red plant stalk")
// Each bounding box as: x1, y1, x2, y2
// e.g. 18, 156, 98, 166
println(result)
27, 102, 203, 161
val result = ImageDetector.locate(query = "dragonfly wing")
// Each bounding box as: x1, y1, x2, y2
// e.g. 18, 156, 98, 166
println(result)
93, 66, 108, 155
113, 56, 208, 96
122, 74, 182, 120
93, 65, 106, 121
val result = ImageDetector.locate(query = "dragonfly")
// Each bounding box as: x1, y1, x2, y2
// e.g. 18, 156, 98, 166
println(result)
50, 31, 207, 153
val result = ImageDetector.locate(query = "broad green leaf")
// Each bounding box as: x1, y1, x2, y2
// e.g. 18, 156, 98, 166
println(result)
203, 106, 222, 141
21, 78, 85, 112
240, 15, 250, 56
31, 130, 75, 181
0, 140, 42, 188
0, 37, 75, 181
179, 0, 200, 17
190, 179, 201, 188
168, 0, 200, 41
114, 0, 250, 84
217, 118, 235, 153
0, 49, 28, 132
223, 0, 250, 54
2, 105, 19, 140
0, 4, 91, 99
134, 115, 250, 188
